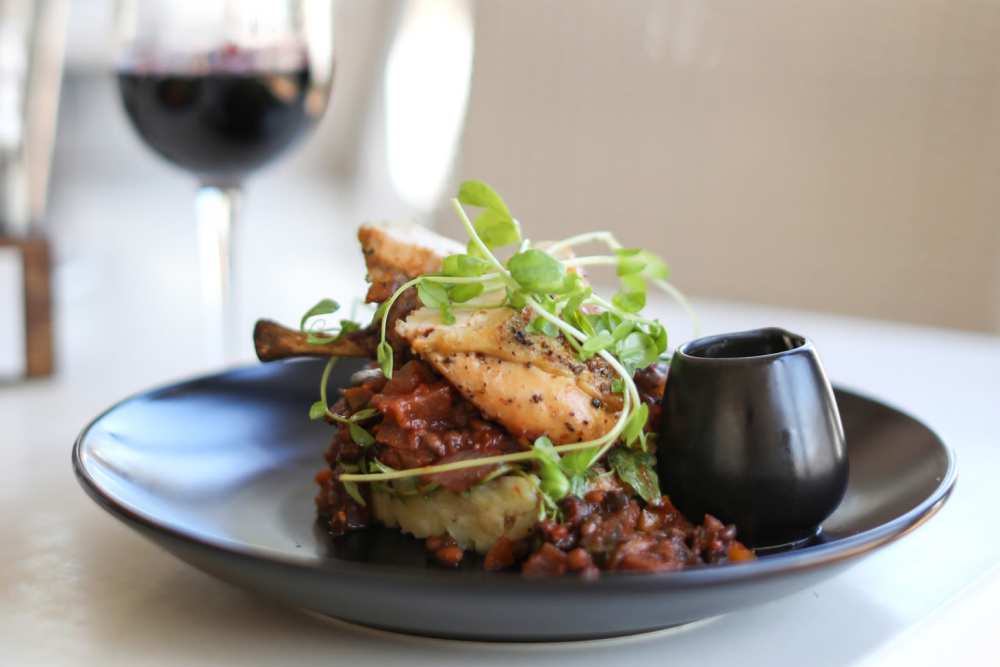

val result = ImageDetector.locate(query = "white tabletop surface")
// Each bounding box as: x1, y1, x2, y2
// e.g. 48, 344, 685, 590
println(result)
3, 177, 1000, 666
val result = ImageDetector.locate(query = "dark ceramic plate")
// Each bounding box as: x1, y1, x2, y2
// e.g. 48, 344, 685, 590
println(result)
74, 359, 956, 641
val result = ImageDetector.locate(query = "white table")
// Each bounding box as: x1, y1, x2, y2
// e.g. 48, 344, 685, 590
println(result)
3, 177, 999, 666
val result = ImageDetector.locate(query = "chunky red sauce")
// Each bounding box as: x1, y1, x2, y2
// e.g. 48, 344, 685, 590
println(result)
519, 489, 753, 576
316, 360, 524, 533
316, 360, 754, 574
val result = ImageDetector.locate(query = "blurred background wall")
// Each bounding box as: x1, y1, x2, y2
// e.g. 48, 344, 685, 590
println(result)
50, 1, 1000, 336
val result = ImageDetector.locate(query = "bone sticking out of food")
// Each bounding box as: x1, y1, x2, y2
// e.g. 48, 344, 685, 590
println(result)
253, 319, 376, 362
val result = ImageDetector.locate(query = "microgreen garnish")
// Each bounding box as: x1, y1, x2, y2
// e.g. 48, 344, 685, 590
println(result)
299, 298, 363, 345
335, 179, 696, 499
376, 341, 393, 378
338, 463, 368, 506
348, 422, 375, 447
508, 249, 566, 293
300, 298, 339, 330
307, 355, 382, 434
608, 448, 661, 504
532, 436, 571, 502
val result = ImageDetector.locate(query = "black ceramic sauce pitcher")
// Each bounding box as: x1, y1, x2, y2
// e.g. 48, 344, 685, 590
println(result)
657, 328, 848, 548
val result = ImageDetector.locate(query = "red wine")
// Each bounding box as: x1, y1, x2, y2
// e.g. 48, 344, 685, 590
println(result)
118, 68, 323, 182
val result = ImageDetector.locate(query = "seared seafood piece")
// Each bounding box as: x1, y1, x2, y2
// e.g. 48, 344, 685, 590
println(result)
397, 306, 621, 444
358, 222, 464, 303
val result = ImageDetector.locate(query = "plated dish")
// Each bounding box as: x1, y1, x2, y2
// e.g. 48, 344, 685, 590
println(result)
254, 181, 753, 576
73, 361, 955, 639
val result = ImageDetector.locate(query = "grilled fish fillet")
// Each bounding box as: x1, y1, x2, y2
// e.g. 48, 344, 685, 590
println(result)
397, 306, 621, 444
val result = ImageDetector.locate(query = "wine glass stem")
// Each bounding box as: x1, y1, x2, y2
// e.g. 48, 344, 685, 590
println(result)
195, 184, 241, 364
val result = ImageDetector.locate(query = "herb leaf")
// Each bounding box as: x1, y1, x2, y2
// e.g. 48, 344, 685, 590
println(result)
350, 408, 379, 422
613, 288, 646, 313
616, 249, 646, 276
417, 280, 450, 309
338, 320, 362, 337
308, 400, 327, 421
348, 423, 375, 447
608, 447, 661, 503
532, 435, 560, 465
377, 341, 394, 378
506, 288, 527, 309
528, 316, 559, 337
458, 180, 512, 217
474, 209, 521, 248
299, 298, 340, 331
442, 253, 492, 277
580, 332, 614, 359
449, 282, 484, 303
622, 403, 650, 445
568, 473, 590, 498
508, 249, 566, 293
638, 251, 670, 280
342, 480, 367, 506
617, 332, 659, 373
559, 449, 595, 476
532, 436, 570, 501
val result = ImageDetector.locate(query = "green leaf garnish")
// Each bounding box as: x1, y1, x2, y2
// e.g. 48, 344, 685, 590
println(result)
616, 249, 646, 276
637, 251, 670, 280
308, 400, 327, 421
617, 332, 659, 374
608, 447, 660, 503
648, 322, 668, 352
350, 408, 379, 422
300, 298, 340, 331
338, 320, 362, 336
562, 285, 592, 316
611, 320, 634, 343
349, 423, 375, 447
442, 253, 492, 277
508, 249, 566, 293
559, 449, 595, 476
449, 282, 484, 303
528, 316, 559, 337
458, 180, 512, 217
532, 436, 570, 501
342, 480, 367, 506
505, 288, 527, 309
568, 474, 590, 498
580, 332, 614, 359
377, 341, 394, 378
532, 436, 560, 464
417, 280, 449, 309
474, 209, 521, 248
622, 403, 650, 446
612, 288, 646, 314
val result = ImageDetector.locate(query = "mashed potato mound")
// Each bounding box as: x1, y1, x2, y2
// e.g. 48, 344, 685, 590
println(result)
371, 474, 540, 552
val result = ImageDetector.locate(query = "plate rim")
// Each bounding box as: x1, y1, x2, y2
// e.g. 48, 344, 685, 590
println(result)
72, 362, 958, 593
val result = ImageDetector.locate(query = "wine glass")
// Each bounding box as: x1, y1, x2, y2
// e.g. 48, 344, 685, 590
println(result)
114, 1, 334, 361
